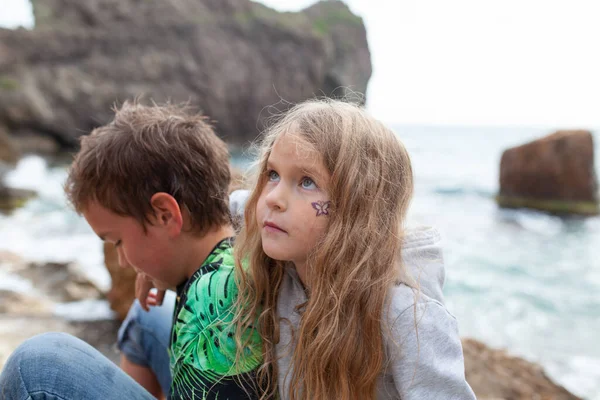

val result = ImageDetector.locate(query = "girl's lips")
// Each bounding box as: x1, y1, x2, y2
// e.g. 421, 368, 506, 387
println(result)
264, 221, 287, 233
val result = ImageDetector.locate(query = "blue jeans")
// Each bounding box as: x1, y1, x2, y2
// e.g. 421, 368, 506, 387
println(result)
117, 291, 176, 396
0, 293, 175, 400
0, 332, 154, 400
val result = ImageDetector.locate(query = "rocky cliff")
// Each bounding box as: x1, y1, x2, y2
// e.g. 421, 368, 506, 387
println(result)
0, 0, 371, 149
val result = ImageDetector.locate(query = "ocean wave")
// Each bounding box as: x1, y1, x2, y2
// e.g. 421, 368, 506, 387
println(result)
432, 186, 495, 198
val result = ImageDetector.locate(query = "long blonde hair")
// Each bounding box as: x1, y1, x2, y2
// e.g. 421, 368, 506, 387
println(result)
233, 99, 414, 399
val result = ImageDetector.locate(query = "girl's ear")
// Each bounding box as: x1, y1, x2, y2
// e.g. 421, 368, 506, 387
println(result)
149, 192, 183, 235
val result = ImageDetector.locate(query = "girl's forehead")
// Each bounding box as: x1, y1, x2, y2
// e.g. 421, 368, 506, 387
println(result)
268, 133, 329, 180
271, 132, 318, 160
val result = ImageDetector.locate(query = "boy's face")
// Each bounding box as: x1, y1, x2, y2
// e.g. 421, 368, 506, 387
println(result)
83, 201, 179, 289
256, 134, 331, 270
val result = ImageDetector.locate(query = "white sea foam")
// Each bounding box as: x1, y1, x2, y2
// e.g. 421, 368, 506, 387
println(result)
53, 299, 116, 321
0, 270, 33, 292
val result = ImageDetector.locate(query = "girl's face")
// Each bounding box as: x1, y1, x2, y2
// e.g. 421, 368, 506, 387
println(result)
256, 134, 331, 273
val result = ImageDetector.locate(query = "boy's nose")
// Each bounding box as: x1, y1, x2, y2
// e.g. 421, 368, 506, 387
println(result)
116, 248, 128, 269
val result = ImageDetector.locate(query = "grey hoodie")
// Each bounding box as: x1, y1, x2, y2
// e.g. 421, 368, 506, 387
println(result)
275, 227, 476, 399
229, 191, 476, 399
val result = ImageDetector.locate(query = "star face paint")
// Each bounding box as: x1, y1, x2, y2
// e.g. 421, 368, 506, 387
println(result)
311, 200, 331, 216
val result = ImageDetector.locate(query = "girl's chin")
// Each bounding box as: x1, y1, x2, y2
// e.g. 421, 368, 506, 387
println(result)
262, 246, 289, 263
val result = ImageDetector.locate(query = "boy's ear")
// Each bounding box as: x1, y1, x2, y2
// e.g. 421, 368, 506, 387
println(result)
150, 192, 183, 234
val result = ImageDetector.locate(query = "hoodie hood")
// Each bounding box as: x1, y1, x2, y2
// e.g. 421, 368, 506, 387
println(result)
400, 226, 446, 303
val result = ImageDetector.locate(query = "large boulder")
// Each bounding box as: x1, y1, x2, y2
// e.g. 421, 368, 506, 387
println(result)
0, 251, 120, 369
0, 290, 52, 315
0, 316, 120, 368
14, 261, 103, 303
463, 338, 580, 400
497, 130, 599, 215
0, 0, 371, 149
0, 252, 104, 304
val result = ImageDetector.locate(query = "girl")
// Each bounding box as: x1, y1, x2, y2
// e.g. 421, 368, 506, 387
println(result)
234, 99, 475, 400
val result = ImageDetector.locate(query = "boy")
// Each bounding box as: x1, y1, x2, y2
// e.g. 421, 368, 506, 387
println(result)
0, 102, 262, 400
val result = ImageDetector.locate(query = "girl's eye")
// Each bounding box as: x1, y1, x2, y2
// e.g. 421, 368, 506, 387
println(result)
267, 170, 280, 182
301, 177, 316, 189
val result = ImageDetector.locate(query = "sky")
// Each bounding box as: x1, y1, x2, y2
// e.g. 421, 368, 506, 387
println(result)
2, 0, 600, 127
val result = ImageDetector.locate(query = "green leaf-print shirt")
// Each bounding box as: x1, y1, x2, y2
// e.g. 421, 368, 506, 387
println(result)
169, 238, 262, 399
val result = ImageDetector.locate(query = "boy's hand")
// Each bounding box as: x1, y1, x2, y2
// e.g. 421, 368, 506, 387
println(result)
135, 273, 166, 311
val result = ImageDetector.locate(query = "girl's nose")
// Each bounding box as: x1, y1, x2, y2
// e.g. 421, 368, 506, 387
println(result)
265, 182, 288, 212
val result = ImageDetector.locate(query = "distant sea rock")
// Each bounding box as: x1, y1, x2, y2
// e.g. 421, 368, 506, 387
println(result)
0, 0, 371, 150
497, 130, 599, 215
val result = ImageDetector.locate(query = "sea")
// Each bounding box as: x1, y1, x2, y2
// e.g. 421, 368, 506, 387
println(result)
0, 125, 598, 399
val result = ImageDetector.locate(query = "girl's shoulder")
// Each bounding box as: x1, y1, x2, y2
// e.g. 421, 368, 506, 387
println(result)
382, 277, 476, 399
395, 226, 448, 311
385, 284, 456, 329
385, 225, 459, 332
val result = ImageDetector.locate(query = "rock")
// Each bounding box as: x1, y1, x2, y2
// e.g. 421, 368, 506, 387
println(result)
0, 252, 119, 368
304, 1, 371, 98
497, 130, 599, 215
104, 242, 137, 321
0, 290, 52, 315
0, 126, 22, 211
15, 262, 104, 303
0, 126, 20, 164
0, 315, 120, 369
463, 338, 581, 400
0, 126, 37, 213
0, 253, 119, 369
0, 186, 37, 213
0, 0, 371, 150
11, 129, 61, 155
